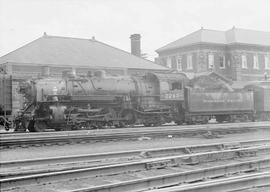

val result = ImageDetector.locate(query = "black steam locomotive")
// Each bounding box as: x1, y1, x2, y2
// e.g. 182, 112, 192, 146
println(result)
15, 71, 186, 131
1, 70, 269, 132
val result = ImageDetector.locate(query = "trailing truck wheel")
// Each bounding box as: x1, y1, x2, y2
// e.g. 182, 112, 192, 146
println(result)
28, 121, 47, 132
121, 110, 136, 125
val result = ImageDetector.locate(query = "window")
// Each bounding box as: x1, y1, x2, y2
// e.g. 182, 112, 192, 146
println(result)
166, 57, 172, 68
187, 55, 193, 70
176, 56, 182, 71
219, 56, 225, 69
208, 54, 214, 69
265, 55, 270, 69
253, 55, 259, 69
241, 55, 247, 69
172, 82, 182, 90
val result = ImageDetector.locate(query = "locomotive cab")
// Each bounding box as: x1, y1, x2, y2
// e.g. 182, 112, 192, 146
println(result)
131, 72, 188, 126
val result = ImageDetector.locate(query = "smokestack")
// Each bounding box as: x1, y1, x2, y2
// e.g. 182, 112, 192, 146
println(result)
130, 34, 141, 57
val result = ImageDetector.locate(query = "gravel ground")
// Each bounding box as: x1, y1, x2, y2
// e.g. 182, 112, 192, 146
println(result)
1, 129, 270, 162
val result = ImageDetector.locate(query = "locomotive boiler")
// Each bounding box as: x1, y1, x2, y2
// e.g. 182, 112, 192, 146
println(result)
15, 71, 186, 131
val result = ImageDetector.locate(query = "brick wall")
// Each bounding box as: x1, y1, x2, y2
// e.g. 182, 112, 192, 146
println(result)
157, 43, 270, 81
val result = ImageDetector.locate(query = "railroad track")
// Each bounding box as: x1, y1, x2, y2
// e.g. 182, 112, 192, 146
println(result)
1, 122, 270, 148
147, 171, 270, 192
1, 121, 270, 137
1, 139, 269, 178
1, 142, 270, 191
70, 159, 270, 192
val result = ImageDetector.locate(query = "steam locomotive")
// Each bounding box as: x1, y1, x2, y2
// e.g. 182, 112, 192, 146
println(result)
10, 70, 262, 132
14, 71, 185, 131
2, 69, 270, 132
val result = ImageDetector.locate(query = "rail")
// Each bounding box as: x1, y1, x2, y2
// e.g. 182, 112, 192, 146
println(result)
147, 171, 270, 192
1, 139, 269, 177
1, 122, 270, 148
1, 121, 270, 137
1, 145, 270, 190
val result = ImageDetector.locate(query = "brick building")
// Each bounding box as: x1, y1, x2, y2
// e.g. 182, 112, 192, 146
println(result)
0, 33, 167, 80
156, 27, 270, 81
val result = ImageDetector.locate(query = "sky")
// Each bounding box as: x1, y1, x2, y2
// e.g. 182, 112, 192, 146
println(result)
0, 0, 270, 60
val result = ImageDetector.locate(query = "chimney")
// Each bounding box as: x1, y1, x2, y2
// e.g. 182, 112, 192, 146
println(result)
130, 34, 141, 57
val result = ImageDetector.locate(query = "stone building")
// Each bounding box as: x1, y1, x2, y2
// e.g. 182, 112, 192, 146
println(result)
156, 27, 270, 81
0, 33, 168, 80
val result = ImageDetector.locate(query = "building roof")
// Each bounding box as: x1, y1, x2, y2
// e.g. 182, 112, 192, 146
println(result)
156, 27, 270, 52
0, 34, 167, 70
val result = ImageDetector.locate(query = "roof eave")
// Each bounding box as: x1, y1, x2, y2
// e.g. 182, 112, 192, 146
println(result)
157, 42, 270, 53
227, 42, 270, 48
1, 61, 168, 71
156, 42, 226, 53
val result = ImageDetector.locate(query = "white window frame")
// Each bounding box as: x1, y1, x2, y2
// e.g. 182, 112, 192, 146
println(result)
241, 55, 247, 69
219, 55, 225, 69
253, 55, 259, 69
176, 56, 182, 71
208, 54, 214, 69
265, 55, 270, 70
187, 55, 193, 70
166, 57, 172, 68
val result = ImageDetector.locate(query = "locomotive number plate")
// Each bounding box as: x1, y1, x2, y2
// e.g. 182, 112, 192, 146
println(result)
160, 91, 184, 100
